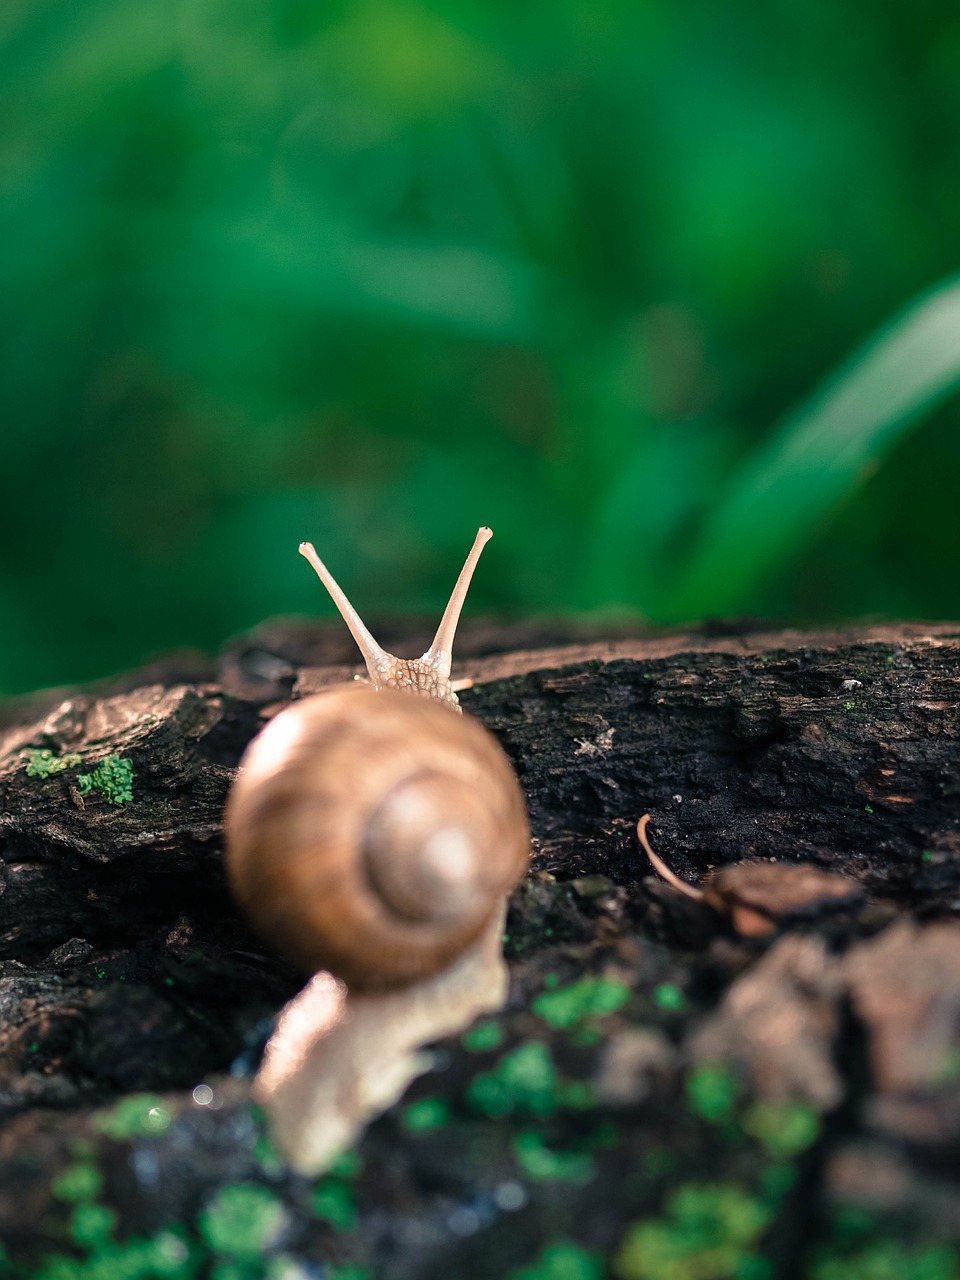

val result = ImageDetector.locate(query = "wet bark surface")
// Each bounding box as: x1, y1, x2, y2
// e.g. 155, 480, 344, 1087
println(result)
0, 620, 959, 1278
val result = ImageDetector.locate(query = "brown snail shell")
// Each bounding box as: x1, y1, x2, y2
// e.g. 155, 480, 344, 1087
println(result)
224, 528, 530, 990
225, 682, 529, 991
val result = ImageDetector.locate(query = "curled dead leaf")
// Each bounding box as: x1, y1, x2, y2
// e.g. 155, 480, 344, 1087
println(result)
637, 814, 863, 937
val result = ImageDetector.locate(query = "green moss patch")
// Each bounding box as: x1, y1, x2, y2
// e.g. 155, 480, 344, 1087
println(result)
467, 1041, 597, 1119
402, 1097, 450, 1133
812, 1241, 959, 1280
24, 749, 82, 778
512, 1132, 595, 1185
328, 1150, 363, 1179
34, 1229, 195, 1280
462, 1020, 504, 1052
467, 1042, 559, 1118
91, 1095, 171, 1140
509, 1240, 604, 1280
471, 1039, 576, 1121
533, 978, 631, 1031
742, 1100, 820, 1158
198, 1184, 287, 1259
615, 1182, 771, 1280
311, 1180, 356, 1232
686, 1064, 739, 1125
653, 983, 687, 1012
77, 755, 134, 806
70, 1203, 118, 1249
51, 1163, 103, 1204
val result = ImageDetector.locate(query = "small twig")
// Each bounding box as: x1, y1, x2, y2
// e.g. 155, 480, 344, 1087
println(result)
636, 814, 704, 902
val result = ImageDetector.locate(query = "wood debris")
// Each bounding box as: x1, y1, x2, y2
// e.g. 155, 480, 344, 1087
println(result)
637, 814, 863, 937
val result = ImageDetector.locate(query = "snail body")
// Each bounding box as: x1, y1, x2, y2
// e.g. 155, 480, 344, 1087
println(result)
224, 529, 530, 991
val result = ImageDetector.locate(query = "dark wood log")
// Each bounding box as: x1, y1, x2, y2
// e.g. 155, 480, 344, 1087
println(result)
0, 621, 958, 1277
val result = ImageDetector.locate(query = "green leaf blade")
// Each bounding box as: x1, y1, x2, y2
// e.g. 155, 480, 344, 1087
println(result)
666, 274, 960, 619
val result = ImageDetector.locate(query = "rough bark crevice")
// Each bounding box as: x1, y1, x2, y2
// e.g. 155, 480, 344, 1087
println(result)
0, 621, 957, 1275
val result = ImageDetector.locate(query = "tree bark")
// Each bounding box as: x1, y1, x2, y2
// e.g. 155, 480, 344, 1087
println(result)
0, 621, 957, 1276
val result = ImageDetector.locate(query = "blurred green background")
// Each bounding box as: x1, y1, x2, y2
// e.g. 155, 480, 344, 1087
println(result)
3, 0, 960, 695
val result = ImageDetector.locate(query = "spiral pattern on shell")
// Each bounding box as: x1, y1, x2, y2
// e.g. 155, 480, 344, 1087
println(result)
224, 685, 530, 990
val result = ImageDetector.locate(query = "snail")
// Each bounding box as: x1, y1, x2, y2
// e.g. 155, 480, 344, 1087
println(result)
224, 528, 530, 991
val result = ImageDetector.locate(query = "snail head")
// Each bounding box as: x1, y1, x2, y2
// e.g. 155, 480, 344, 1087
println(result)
298, 527, 492, 710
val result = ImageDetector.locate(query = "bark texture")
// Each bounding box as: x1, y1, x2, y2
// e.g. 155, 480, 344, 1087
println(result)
0, 620, 958, 1277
